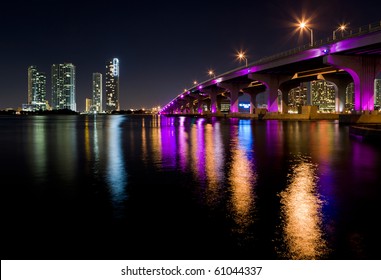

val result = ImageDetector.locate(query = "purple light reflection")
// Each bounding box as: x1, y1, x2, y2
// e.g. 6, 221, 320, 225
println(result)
178, 117, 188, 172
160, 117, 178, 169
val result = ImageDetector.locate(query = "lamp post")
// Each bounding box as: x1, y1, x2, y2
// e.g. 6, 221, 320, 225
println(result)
299, 22, 313, 46
333, 24, 347, 40
237, 51, 248, 67
208, 69, 216, 78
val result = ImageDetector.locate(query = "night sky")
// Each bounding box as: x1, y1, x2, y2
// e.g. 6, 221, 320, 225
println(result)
0, 0, 379, 112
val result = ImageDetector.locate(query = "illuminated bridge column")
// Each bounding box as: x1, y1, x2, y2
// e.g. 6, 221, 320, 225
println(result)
197, 96, 204, 114
218, 82, 250, 113
177, 100, 186, 114
249, 73, 291, 113
184, 95, 196, 114
175, 103, 181, 114
242, 86, 266, 114
188, 93, 199, 114
189, 99, 195, 114
324, 55, 381, 111
202, 87, 222, 113
178, 99, 188, 114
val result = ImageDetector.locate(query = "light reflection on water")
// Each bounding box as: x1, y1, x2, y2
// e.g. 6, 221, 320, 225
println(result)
189, 118, 207, 182
204, 121, 224, 207
106, 115, 128, 209
279, 155, 329, 259
29, 117, 47, 184
228, 121, 256, 234
3, 115, 381, 259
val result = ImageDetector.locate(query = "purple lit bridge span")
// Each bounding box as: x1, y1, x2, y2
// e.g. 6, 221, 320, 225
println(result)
160, 21, 381, 115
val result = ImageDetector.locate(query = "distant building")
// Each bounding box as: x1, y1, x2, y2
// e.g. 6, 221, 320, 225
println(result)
92, 73, 102, 113
345, 82, 355, 111
51, 63, 76, 111
238, 101, 250, 113
288, 83, 308, 113
105, 58, 120, 113
27, 65, 47, 111
311, 80, 336, 112
85, 98, 92, 113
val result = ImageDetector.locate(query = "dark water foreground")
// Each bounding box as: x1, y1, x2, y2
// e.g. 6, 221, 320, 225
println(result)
1, 115, 380, 260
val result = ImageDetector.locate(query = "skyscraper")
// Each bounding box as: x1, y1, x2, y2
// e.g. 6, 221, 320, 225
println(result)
92, 73, 102, 113
51, 63, 76, 111
27, 65, 47, 111
105, 58, 120, 113
311, 80, 336, 112
345, 82, 355, 111
85, 98, 92, 113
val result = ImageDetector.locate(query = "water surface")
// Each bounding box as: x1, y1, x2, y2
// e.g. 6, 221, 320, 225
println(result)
1, 115, 380, 260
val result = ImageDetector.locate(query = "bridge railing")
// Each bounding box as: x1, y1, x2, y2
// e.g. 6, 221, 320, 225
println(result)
253, 20, 381, 66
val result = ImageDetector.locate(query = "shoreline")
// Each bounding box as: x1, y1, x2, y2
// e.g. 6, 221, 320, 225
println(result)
162, 112, 381, 124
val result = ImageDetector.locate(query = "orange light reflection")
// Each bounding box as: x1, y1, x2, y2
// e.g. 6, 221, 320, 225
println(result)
280, 156, 328, 259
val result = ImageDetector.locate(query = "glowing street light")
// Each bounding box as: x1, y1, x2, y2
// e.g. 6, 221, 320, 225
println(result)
299, 21, 314, 46
208, 69, 216, 78
237, 51, 248, 67
193, 80, 198, 85
333, 23, 348, 40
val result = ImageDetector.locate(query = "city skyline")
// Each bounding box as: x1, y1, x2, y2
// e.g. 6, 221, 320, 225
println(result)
1, 0, 380, 112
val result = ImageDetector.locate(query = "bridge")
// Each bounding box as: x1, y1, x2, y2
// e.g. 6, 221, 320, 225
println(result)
160, 21, 381, 117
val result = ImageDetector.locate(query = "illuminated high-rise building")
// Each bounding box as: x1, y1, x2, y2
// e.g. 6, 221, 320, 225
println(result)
288, 83, 308, 113
105, 58, 120, 113
85, 98, 92, 112
311, 80, 336, 112
92, 73, 102, 113
51, 63, 76, 111
345, 82, 355, 111
27, 65, 47, 111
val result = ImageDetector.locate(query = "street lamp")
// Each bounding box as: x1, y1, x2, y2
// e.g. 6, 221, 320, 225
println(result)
208, 69, 216, 78
299, 21, 314, 46
333, 24, 348, 40
237, 51, 248, 67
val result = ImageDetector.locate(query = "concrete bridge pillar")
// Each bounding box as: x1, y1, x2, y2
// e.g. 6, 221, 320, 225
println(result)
218, 82, 250, 113
188, 93, 200, 114
184, 95, 196, 114
202, 87, 224, 113
247, 93, 257, 114
324, 54, 381, 111
197, 97, 204, 114
189, 100, 195, 114
209, 91, 218, 113
279, 81, 301, 114
249, 73, 291, 113
178, 103, 185, 114
242, 85, 266, 114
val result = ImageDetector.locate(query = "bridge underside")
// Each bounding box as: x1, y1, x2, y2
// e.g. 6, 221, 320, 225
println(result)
162, 28, 381, 115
